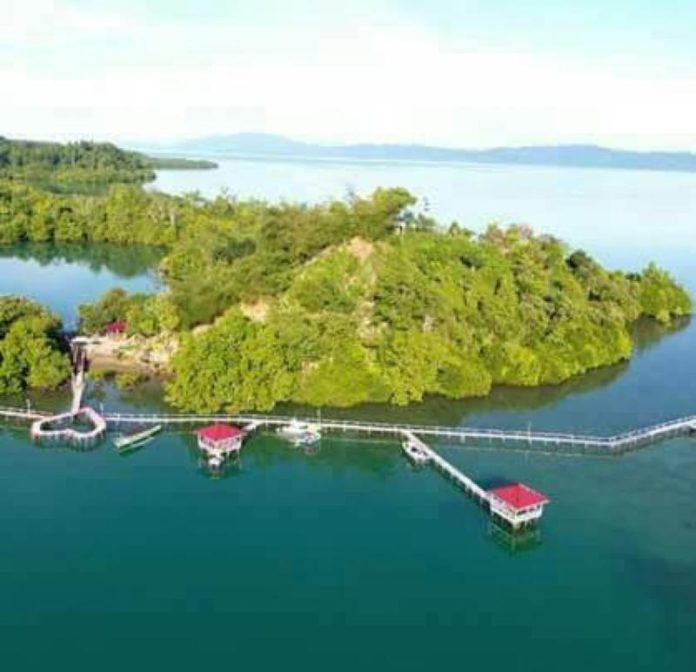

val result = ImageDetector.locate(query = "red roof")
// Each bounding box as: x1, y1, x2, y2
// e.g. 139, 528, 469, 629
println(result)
196, 423, 244, 441
488, 483, 549, 510
104, 321, 127, 334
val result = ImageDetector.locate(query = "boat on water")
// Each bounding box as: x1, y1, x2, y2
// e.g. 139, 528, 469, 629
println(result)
291, 431, 321, 448
113, 424, 162, 451
402, 439, 430, 466
277, 419, 322, 447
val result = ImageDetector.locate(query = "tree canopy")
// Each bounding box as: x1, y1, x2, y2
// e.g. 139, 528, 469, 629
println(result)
0, 137, 215, 187
0, 297, 70, 396
0, 155, 691, 412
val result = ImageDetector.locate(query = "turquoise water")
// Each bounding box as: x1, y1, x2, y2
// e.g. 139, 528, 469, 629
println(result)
0, 243, 162, 326
1, 160, 695, 670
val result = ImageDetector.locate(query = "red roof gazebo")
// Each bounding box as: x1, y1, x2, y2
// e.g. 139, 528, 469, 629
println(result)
196, 423, 244, 454
488, 483, 549, 529
104, 320, 127, 336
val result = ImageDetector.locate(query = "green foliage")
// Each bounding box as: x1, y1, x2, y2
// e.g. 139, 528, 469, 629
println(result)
0, 137, 215, 186
145, 157, 217, 171
166, 311, 296, 412
289, 250, 361, 314
1, 163, 691, 411
0, 297, 70, 395
78, 288, 180, 337
78, 288, 131, 334
165, 222, 691, 412
638, 263, 692, 324
0, 137, 155, 185
126, 294, 180, 337
114, 372, 145, 389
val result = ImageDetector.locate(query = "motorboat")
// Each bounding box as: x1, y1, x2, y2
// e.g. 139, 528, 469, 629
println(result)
401, 438, 430, 466
278, 419, 321, 445
113, 424, 162, 452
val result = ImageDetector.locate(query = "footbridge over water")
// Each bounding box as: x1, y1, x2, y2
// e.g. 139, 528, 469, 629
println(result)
98, 411, 696, 454
69, 341, 88, 414
1, 406, 695, 454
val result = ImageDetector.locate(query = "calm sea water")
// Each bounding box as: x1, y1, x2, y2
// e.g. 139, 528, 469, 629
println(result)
153, 155, 696, 281
1, 159, 695, 671
0, 243, 162, 326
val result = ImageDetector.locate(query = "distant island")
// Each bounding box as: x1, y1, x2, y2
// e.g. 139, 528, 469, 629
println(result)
0, 136, 216, 188
151, 132, 696, 173
0, 137, 691, 409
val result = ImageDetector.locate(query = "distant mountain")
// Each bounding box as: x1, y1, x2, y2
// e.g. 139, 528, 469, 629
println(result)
158, 133, 696, 173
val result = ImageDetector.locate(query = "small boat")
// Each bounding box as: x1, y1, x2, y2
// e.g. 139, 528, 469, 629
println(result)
402, 439, 430, 466
291, 430, 321, 448
113, 424, 162, 452
278, 419, 321, 441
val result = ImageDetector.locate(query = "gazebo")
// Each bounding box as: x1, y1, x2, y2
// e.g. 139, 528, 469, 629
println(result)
195, 423, 245, 465
104, 321, 127, 337
487, 483, 549, 530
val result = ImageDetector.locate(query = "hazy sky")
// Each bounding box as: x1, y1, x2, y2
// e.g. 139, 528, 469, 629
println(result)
3, 0, 696, 149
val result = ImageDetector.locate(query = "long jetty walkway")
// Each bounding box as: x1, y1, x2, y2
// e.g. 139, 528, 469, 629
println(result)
99, 411, 696, 454
403, 431, 489, 501
3, 403, 694, 531
69, 342, 87, 414
1, 406, 695, 454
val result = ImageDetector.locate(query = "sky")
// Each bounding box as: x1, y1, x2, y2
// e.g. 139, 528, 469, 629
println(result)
3, 0, 696, 150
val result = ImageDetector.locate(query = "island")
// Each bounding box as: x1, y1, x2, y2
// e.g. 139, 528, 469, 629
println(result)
0, 136, 216, 188
159, 132, 696, 173
0, 138, 691, 411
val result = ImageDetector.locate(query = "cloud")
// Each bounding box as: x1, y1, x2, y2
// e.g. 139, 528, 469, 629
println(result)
1, 0, 137, 46
2, 5, 696, 149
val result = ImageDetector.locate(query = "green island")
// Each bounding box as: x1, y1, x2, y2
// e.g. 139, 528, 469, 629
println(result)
0, 136, 216, 188
0, 140, 691, 410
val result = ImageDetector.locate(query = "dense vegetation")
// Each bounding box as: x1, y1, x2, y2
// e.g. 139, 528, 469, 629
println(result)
79, 287, 179, 337
0, 297, 71, 396
164, 220, 691, 412
0, 155, 690, 411
0, 137, 215, 186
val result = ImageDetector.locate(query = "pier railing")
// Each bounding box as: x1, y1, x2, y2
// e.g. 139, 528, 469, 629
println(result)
2, 405, 695, 453
99, 410, 696, 453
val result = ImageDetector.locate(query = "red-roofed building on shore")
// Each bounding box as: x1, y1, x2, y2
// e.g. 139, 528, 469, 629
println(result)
104, 321, 127, 337
488, 483, 549, 530
196, 423, 245, 468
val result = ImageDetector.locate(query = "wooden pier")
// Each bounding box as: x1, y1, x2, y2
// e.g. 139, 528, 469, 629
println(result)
30, 406, 107, 447
0, 405, 48, 422
402, 431, 489, 502
96, 411, 696, 454
7, 402, 694, 530
1, 404, 695, 454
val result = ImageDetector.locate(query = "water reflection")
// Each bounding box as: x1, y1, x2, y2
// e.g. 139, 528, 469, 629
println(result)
487, 521, 542, 554
0, 242, 164, 279
632, 315, 691, 351
197, 453, 243, 480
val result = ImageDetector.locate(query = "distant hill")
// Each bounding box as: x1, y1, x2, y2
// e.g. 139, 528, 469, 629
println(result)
160, 132, 696, 173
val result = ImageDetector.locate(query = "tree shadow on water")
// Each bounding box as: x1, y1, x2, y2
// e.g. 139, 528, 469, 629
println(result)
0, 242, 164, 279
